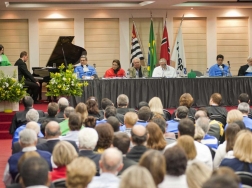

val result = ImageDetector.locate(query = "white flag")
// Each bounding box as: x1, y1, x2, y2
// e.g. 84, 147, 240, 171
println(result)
171, 26, 186, 75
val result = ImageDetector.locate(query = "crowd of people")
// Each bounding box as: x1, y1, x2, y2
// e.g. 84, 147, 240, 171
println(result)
3, 92, 252, 188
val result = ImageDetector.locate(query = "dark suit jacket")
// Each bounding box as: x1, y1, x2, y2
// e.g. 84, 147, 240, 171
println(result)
126, 145, 148, 162
9, 107, 45, 135
79, 150, 101, 175
12, 137, 47, 154
116, 108, 135, 115
118, 156, 137, 175
238, 64, 249, 76
14, 58, 36, 82
55, 111, 64, 118
36, 139, 78, 154
38, 116, 63, 124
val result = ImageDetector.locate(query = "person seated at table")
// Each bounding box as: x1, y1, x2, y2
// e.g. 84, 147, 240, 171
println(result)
0, 44, 11, 66
152, 58, 176, 78
238, 56, 252, 76
209, 54, 229, 77
74, 55, 97, 79
128, 57, 148, 78
104, 59, 125, 78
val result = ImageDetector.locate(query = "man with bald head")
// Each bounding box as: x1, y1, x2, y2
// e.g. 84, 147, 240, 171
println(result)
88, 148, 123, 188
36, 121, 78, 153
128, 57, 148, 78
126, 125, 148, 162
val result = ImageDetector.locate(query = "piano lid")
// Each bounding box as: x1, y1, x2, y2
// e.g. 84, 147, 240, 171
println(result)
46, 36, 87, 68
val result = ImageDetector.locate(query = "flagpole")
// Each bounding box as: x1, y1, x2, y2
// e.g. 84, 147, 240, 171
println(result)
179, 14, 185, 27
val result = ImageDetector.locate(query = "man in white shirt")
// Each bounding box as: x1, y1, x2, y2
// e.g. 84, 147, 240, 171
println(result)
88, 148, 123, 188
152, 58, 176, 78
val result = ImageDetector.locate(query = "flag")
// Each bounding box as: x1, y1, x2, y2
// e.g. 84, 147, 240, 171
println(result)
160, 20, 170, 65
148, 19, 157, 77
131, 22, 144, 64
171, 25, 186, 75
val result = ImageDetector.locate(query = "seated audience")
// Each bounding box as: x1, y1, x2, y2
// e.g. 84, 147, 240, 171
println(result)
56, 97, 69, 118
12, 121, 46, 154
202, 175, 239, 188
124, 112, 138, 135
75, 102, 88, 125
159, 145, 188, 188
59, 106, 75, 136
128, 57, 148, 78
213, 123, 240, 169
88, 148, 123, 188
146, 122, 167, 151
9, 96, 45, 135
84, 116, 97, 128
119, 166, 156, 188
238, 93, 252, 117
116, 94, 135, 115
137, 101, 149, 110
50, 141, 78, 181
36, 121, 78, 153
66, 157, 96, 188
136, 106, 152, 126
220, 130, 252, 172
177, 135, 197, 164
196, 117, 218, 149
186, 161, 212, 188
107, 116, 120, 132
149, 97, 170, 120
126, 125, 148, 162
212, 167, 241, 186
86, 98, 103, 120
78, 128, 101, 174
238, 102, 252, 130
139, 150, 166, 186
113, 132, 137, 175
104, 59, 125, 78
38, 102, 63, 124
60, 112, 83, 146
167, 106, 188, 133
94, 123, 114, 153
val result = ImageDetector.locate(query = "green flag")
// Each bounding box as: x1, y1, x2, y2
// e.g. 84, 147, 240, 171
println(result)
148, 19, 157, 77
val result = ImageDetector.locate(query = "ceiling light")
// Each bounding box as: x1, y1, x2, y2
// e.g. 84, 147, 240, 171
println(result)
139, 1, 155, 6
5, 2, 9, 7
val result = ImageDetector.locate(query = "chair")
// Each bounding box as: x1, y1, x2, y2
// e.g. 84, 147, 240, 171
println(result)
163, 109, 171, 121
52, 178, 67, 188
236, 171, 252, 187
210, 114, 226, 127
193, 70, 203, 77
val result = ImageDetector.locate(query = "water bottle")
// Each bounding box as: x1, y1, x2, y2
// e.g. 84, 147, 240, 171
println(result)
205, 68, 209, 77
136, 70, 139, 78
184, 68, 187, 77
126, 70, 129, 78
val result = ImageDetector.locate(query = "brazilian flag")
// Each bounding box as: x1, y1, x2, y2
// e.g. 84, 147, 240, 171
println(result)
148, 19, 157, 77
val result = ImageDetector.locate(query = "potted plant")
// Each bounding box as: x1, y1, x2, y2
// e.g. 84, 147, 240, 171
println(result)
46, 64, 88, 98
0, 70, 27, 113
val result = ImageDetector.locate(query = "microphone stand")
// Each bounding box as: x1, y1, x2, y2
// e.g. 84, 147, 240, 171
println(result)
61, 43, 68, 68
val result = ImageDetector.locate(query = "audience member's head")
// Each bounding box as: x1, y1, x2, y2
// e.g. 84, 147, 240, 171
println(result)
151, 116, 167, 134
63, 106, 75, 119
186, 161, 212, 188
212, 167, 240, 185
177, 135, 197, 160
233, 120, 246, 130
75, 102, 88, 123
176, 106, 189, 119
58, 97, 69, 112
146, 122, 167, 150
194, 109, 208, 121
138, 106, 152, 121
131, 125, 148, 146
113, 132, 130, 154
78, 128, 98, 150
179, 93, 194, 108
25, 121, 40, 136
95, 123, 114, 152
22, 96, 34, 108
225, 123, 241, 152
119, 166, 156, 188
84, 116, 96, 128
124, 112, 138, 128
194, 125, 205, 142
227, 109, 243, 124
233, 130, 252, 163
107, 116, 120, 132
117, 94, 129, 107
86, 99, 100, 115
40, 119, 50, 136
238, 93, 250, 104
195, 117, 210, 134
100, 148, 123, 174
209, 93, 222, 106
66, 157, 96, 188
47, 102, 59, 116
139, 149, 165, 186
88, 96, 98, 102
19, 129, 37, 147
238, 102, 250, 115
101, 98, 114, 110
178, 118, 195, 138
148, 97, 164, 115
137, 101, 149, 109
68, 112, 82, 131
53, 141, 78, 167
202, 175, 239, 188
26, 109, 39, 122
20, 157, 50, 187
164, 145, 187, 176
17, 151, 40, 174
45, 121, 61, 139
104, 106, 117, 119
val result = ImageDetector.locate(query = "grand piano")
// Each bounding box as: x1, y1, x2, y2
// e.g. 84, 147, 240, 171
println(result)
32, 36, 87, 100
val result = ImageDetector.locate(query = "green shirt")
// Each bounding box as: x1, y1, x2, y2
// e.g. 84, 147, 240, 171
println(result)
60, 119, 84, 136
0, 54, 11, 66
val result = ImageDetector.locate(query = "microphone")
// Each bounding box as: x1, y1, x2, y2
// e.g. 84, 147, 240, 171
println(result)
227, 61, 230, 68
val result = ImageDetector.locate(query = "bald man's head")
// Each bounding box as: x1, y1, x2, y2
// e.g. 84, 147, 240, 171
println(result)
131, 125, 148, 145
194, 110, 208, 121
100, 148, 123, 174
26, 121, 40, 135
45, 121, 61, 138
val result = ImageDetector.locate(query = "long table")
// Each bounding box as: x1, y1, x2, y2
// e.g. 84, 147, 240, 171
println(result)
70, 77, 252, 108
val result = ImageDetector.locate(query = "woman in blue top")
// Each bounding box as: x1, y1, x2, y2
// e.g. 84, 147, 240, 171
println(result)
209, 54, 229, 77
74, 55, 97, 79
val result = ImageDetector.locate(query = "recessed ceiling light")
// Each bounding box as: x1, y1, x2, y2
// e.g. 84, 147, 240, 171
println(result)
191, 7, 193, 9
5, 2, 9, 7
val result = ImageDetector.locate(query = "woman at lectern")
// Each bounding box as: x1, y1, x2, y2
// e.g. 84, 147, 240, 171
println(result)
0, 44, 11, 66
104, 59, 125, 78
